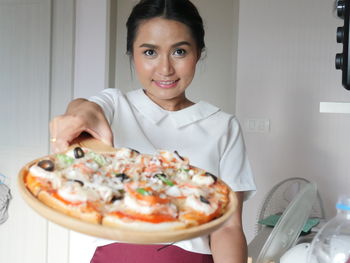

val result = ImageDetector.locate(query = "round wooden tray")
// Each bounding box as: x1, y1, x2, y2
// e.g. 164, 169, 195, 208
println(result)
17, 137, 237, 244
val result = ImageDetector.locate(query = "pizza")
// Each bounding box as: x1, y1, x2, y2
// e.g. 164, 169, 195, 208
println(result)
23, 147, 231, 231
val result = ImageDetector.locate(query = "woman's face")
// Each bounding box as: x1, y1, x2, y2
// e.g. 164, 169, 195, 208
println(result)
132, 17, 199, 111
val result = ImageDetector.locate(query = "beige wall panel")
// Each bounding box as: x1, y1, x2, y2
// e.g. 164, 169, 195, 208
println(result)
74, 0, 109, 99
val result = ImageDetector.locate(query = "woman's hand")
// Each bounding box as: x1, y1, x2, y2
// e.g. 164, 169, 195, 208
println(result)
49, 98, 113, 153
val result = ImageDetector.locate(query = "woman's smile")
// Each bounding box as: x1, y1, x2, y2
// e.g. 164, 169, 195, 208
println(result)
153, 79, 180, 89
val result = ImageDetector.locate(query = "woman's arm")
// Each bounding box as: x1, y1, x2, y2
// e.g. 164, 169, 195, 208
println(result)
210, 191, 247, 263
50, 98, 113, 153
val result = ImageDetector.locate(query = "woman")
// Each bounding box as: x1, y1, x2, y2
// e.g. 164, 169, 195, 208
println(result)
50, 0, 256, 262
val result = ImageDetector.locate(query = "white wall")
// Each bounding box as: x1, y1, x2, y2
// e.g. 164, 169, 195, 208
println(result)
236, 0, 350, 241
0, 1, 75, 262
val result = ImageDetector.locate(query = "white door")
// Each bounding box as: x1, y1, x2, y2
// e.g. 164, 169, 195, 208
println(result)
0, 0, 74, 262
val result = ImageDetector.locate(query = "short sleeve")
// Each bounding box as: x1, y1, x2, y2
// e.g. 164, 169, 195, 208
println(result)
219, 117, 256, 201
88, 88, 122, 125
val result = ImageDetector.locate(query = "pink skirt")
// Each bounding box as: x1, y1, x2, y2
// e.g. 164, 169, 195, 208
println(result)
90, 243, 214, 263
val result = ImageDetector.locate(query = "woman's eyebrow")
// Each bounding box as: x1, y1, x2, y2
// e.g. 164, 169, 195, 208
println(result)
139, 43, 157, 49
138, 41, 192, 49
172, 41, 191, 48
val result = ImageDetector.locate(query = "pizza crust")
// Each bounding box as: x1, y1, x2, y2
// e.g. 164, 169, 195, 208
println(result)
37, 191, 102, 224
102, 214, 186, 231
25, 173, 43, 197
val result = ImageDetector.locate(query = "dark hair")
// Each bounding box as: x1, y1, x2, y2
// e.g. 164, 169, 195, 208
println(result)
126, 0, 205, 56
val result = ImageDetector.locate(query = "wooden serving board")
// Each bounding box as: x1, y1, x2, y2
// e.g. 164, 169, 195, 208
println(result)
17, 137, 237, 243
69, 133, 116, 152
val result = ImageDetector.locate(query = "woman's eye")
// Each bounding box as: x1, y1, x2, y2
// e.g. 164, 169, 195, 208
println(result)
144, 49, 156, 56
173, 49, 186, 57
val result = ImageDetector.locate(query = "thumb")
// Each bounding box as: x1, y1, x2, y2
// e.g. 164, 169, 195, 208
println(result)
86, 126, 114, 147
100, 134, 114, 147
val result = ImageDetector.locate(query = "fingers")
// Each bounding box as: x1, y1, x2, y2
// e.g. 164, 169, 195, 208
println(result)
100, 125, 114, 147
50, 137, 70, 153
49, 111, 114, 153
84, 102, 114, 147
49, 99, 114, 153
49, 115, 85, 153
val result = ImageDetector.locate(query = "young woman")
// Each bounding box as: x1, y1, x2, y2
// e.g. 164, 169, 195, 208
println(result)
50, 0, 256, 262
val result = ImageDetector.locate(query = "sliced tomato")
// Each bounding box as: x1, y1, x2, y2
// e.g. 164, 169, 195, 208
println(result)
159, 156, 177, 168
111, 210, 177, 223
143, 164, 159, 173
125, 184, 170, 205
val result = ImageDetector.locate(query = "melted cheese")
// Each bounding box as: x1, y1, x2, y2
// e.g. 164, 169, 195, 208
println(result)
85, 161, 99, 171
58, 182, 99, 203
165, 186, 182, 197
180, 186, 206, 197
95, 185, 113, 202
115, 148, 133, 159
177, 170, 190, 181
192, 174, 215, 186
123, 194, 156, 214
65, 148, 76, 159
29, 165, 62, 188
185, 195, 218, 215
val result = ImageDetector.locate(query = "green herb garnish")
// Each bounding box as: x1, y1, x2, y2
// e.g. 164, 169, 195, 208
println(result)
87, 152, 106, 166
155, 174, 174, 186
136, 188, 150, 196
56, 154, 74, 165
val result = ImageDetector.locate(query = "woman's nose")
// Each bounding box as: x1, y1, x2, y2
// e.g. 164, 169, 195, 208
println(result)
157, 55, 175, 76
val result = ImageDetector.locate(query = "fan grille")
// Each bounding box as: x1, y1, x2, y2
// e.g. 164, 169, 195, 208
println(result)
255, 177, 325, 235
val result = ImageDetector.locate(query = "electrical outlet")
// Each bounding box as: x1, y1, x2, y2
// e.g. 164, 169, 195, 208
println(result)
244, 118, 270, 133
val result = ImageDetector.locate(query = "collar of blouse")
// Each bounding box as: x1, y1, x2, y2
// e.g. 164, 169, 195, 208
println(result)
126, 89, 220, 128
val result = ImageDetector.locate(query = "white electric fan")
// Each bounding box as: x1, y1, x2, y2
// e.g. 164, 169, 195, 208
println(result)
248, 178, 319, 263
256, 182, 317, 262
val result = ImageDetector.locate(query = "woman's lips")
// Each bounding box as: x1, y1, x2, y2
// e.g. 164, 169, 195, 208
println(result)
153, 79, 179, 89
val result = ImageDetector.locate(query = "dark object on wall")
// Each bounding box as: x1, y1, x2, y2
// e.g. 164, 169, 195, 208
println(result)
336, 0, 350, 90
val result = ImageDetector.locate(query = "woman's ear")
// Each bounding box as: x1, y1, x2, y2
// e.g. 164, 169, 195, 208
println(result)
196, 49, 202, 62
197, 48, 206, 61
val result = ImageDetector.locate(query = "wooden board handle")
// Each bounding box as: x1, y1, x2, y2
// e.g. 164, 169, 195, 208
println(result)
69, 132, 116, 152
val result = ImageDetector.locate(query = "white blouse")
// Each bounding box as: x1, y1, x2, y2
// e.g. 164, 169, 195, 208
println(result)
70, 88, 256, 261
